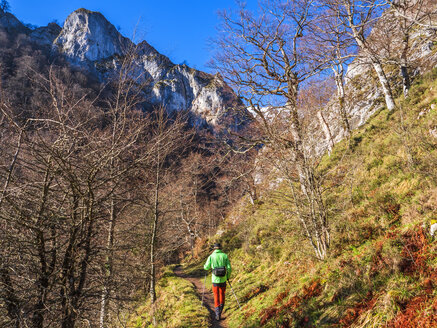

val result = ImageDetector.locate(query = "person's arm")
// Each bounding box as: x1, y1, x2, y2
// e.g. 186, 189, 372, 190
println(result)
204, 255, 211, 271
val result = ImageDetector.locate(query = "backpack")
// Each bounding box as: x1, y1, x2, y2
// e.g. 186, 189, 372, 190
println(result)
212, 266, 227, 277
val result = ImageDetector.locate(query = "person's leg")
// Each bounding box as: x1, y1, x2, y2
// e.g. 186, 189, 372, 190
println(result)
218, 284, 227, 316
212, 285, 220, 308
212, 284, 220, 320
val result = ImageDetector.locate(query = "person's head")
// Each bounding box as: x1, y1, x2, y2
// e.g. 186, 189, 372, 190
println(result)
213, 242, 222, 250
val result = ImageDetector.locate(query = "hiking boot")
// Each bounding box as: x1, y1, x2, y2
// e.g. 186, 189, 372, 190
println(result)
219, 304, 224, 316
215, 307, 221, 321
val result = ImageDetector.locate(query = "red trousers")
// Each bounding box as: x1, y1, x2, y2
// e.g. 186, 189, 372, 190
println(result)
212, 283, 226, 308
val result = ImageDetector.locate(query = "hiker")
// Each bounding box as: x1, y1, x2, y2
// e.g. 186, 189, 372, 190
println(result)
204, 242, 232, 321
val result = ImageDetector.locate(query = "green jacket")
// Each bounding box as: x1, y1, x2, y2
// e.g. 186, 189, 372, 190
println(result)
204, 249, 232, 284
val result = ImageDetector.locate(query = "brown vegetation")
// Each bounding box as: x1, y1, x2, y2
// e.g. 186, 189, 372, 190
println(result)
259, 279, 322, 326
338, 292, 378, 327
0, 27, 251, 327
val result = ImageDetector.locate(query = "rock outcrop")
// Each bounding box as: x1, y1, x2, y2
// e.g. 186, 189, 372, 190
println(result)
52, 9, 243, 128
30, 22, 62, 46
54, 9, 131, 62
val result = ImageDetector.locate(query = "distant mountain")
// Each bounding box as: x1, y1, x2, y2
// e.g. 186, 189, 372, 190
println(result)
0, 7, 246, 129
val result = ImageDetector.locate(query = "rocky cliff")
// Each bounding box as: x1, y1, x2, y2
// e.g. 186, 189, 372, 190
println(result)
54, 9, 131, 62
51, 9, 243, 127
0, 8, 244, 128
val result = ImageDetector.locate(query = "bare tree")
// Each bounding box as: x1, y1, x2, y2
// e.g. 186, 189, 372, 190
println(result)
0, 69, 106, 328
388, 0, 437, 28
309, 9, 356, 137
383, 0, 437, 96
0, 95, 24, 328
212, 0, 331, 259
97, 47, 153, 328
0, 61, 154, 327
140, 106, 192, 325
0, 0, 10, 12
325, 0, 397, 111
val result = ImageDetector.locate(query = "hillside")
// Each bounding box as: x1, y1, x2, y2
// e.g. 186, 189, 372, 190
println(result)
1, 2, 437, 328
132, 68, 437, 327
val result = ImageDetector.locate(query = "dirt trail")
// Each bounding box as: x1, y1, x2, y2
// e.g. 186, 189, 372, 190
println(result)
174, 266, 228, 328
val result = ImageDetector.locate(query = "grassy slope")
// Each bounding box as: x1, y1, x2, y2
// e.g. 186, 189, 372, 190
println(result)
131, 70, 437, 327
128, 265, 209, 328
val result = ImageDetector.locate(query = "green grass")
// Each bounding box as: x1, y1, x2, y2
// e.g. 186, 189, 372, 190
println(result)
201, 69, 437, 327
128, 265, 209, 328
133, 69, 437, 327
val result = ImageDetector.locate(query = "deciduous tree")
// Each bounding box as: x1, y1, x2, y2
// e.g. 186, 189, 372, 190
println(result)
212, 0, 331, 259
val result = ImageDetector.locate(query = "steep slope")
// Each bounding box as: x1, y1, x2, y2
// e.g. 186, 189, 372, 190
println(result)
137, 69, 437, 328
313, 20, 437, 156
210, 72, 437, 327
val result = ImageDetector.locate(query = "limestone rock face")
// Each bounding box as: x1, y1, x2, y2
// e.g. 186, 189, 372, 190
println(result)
54, 9, 132, 62
135, 41, 173, 80
145, 63, 240, 126
52, 8, 243, 127
0, 8, 244, 129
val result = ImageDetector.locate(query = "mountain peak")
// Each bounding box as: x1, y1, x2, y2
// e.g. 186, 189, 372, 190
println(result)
74, 8, 97, 15
54, 8, 131, 62
50, 8, 244, 128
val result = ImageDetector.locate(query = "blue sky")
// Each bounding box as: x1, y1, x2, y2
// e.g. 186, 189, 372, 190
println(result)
9, 0, 254, 72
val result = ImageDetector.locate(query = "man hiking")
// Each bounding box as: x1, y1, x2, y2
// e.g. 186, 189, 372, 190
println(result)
204, 242, 232, 321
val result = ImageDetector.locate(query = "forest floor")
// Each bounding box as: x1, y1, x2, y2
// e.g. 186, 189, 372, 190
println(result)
174, 266, 228, 328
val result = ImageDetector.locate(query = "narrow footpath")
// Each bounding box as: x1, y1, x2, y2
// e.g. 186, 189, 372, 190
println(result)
174, 266, 228, 328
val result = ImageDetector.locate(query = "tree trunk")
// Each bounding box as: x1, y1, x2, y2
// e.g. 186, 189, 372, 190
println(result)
99, 157, 116, 328
149, 142, 160, 326
317, 111, 334, 154
401, 32, 411, 97
371, 59, 396, 111
333, 68, 351, 136
61, 191, 94, 328
150, 165, 159, 304
0, 264, 20, 328
33, 164, 52, 328
286, 81, 330, 260
99, 196, 115, 328
0, 132, 22, 326
345, 1, 396, 111
149, 193, 158, 326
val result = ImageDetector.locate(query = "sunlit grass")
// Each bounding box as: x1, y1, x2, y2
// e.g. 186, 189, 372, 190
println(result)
142, 69, 437, 327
